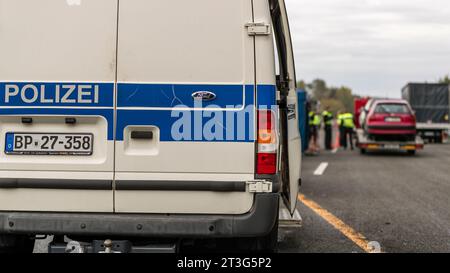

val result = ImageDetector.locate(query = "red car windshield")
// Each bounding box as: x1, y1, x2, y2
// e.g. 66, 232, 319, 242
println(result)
374, 103, 410, 114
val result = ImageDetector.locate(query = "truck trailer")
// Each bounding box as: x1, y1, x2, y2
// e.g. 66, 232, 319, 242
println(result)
402, 83, 450, 143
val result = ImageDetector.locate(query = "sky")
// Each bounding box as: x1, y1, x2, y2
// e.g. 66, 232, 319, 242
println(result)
285, 0, 450, 98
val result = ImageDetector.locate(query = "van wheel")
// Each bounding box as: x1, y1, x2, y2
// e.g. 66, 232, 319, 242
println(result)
0, 235, 35, 253
407, 150, 416, 155
360, 148, 366, 155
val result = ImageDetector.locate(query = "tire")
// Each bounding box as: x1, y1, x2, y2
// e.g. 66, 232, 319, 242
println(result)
360, 148, 366, 155
407, 150, 416, 155
0, 235, 35, 253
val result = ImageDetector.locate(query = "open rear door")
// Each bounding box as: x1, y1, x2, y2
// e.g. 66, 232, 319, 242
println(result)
270, 0, 301, 214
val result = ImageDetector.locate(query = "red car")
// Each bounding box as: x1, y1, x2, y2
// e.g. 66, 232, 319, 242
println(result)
360, 99, 417, 141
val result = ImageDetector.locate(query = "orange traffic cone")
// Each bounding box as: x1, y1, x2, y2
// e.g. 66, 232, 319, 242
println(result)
332, 123, 340, 150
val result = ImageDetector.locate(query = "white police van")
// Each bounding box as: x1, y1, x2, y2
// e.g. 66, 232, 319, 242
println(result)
0, 0, 301, 253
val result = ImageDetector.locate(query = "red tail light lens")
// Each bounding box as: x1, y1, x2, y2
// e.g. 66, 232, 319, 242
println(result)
256, 153, 277, 174
256, 110, 277, 175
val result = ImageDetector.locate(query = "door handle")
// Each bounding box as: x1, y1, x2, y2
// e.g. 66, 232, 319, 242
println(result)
130, 131, 154, 140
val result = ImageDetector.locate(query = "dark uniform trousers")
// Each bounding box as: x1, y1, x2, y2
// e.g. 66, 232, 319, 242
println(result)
339, 125, 345, 147
324, 125, 332, 150
343, 127, 354, 149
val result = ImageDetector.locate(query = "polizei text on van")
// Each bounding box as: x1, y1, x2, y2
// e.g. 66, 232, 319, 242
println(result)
2, 83, 102, 105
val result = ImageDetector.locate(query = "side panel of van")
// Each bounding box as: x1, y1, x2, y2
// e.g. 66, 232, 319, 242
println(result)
0, 0, 118, 212
114, 0, 256, 214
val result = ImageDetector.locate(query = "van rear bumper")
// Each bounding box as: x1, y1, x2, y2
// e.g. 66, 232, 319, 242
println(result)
0, 193, 279, 238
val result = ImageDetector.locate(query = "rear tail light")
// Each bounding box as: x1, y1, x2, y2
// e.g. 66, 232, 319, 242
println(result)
256, 110, 277, 175
368, 114, 383, 122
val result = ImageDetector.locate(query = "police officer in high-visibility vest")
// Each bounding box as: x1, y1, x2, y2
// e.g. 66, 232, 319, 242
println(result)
337, 111, 345, 147
342, 112, 355, 150
309, 110, 321, 152
322, 107, 333, 150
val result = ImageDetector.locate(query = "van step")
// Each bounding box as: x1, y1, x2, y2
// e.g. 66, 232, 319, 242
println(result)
278, 207, 302, 228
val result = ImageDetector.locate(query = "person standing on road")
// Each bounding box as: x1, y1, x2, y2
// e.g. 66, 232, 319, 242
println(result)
322, 107, 333, 150
337, 111, 345, 148
342, 112, 355, 150
308, 110, 321, 153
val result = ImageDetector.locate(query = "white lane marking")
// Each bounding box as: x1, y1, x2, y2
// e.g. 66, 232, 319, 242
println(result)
314, 162, 329, 176
332, 148, 338, 154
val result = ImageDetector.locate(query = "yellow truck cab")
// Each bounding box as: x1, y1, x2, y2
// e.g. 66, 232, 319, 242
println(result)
0, 0, 301, 253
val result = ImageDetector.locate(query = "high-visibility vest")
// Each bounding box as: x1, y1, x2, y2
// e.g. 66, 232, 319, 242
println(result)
322, 111, 333, 126
309, 111, 321, 126
342, 113, 355, 128
337, 114, 344, 126
309, 111, 315, 124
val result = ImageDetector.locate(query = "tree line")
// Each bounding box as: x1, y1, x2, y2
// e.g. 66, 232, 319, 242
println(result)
439, 75, 450, 84
297, 79, 356, 114
298, 74, 450, 115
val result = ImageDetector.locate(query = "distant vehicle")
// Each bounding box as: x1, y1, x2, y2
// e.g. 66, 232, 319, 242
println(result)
355, 98, 424, 155
402, 83, 450, 143
362, 99, 417, 140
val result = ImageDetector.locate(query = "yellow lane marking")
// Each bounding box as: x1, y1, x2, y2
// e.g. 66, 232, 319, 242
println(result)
298, 194, 376, 253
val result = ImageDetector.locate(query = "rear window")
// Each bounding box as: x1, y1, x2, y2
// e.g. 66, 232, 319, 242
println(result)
374, 103, 410, 114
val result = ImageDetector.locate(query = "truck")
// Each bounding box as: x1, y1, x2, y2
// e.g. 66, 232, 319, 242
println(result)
0, 0, 301, 253
354, 98, 424, 155
402, 83, 450, 143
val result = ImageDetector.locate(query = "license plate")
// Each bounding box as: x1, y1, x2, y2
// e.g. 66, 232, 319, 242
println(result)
5, 133, 94, 155
384, 144, 400, 149
385, 117, 401, 122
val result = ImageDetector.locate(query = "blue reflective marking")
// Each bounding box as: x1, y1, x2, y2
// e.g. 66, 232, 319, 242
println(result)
117, 108, 255, 142
0, 83, 277, 143
116, 86, 257, 141
117, 83, 246, 108
257, 85, 277, 108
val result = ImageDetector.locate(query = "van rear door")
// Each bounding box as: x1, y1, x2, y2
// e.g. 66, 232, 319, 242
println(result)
114, 0, 256, 214
268, 0, 301, 214
0, 0, 118, 212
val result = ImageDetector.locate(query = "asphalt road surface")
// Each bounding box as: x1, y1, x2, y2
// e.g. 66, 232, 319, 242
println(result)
279, 143, 450, 253
34, 143, 450, 253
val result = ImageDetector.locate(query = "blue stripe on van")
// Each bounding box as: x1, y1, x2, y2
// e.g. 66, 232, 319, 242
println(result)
0, 82, 277, 142
117, 109, 256, 142
0, 82, 114, 108
116, 85, 257, 141
0, 108, 114, 140
117, 83, 246, 109
257, 85, 277, 108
